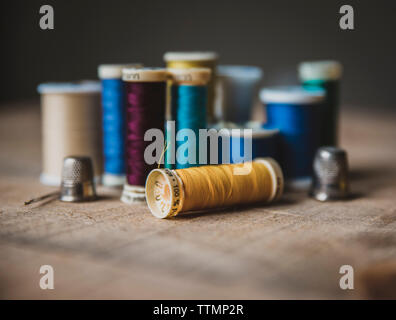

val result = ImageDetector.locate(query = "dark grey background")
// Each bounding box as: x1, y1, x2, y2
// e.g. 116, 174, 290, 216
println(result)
1, 0, 395, 109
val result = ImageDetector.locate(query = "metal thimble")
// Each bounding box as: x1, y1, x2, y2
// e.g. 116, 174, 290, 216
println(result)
60, 156, 97, 202
310, 147, 349, 201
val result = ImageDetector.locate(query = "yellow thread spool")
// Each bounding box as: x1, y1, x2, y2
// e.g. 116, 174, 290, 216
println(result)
145, 158, 284, 219
164, 52, 218, 123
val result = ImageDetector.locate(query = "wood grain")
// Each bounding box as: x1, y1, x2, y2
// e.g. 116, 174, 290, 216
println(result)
0, 102, 396, 299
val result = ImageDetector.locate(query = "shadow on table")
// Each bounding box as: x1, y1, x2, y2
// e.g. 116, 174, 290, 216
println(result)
174, 196, 301, 220
349, 164, 395, 196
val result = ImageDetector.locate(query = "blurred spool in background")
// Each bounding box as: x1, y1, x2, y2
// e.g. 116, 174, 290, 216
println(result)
37, 81, 103, 186
214, 122, 280, 165
98, 63, 143, 187
165, 68, 211, 169
298, 60, 343, 146
260, 86, 325, 189
121, 68, 167, 204
217, 65, 263, 124
164, 52, 218, 123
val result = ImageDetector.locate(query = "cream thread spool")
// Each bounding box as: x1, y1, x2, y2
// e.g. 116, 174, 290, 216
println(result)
38, 81, 103, 186
145, 158, 284, 219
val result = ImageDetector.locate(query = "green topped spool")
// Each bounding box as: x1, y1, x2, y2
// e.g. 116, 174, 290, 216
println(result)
298, 60, 343, 146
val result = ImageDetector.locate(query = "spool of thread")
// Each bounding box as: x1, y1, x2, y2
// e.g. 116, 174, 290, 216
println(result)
298, 60, 343, 146
260, 86, 325, 188
146, 158, 284, 219
215, 123, 280, 164
98, 63, 142, 187
164, 52, 218, 123
121, 68, 167, 203
165, 68, 211, 169
38, 81, 103, 186
217, 65, 263, 124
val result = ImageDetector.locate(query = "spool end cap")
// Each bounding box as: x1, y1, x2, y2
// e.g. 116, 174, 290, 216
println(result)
145, 169, 183, 219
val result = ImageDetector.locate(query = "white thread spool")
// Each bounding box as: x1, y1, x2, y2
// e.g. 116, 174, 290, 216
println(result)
38, 81, 103, 186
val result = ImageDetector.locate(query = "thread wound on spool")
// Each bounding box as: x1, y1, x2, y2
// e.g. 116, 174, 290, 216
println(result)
298, 61, 343, 146
164, 52, 218, 123
38, 81, 103, 186
260, 86, 325, 182
122, 68, 166, 203
99, 64, 142, 187
146, 159, 284, 219
165, 68, 210, 169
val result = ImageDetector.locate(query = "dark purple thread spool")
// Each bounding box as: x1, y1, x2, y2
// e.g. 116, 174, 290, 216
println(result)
121, 68, 167, 204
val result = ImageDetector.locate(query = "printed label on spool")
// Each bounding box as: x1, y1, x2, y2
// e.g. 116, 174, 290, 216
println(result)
168, 68, 211, 85
122, 68, 168, 82
145, 169, 184, 218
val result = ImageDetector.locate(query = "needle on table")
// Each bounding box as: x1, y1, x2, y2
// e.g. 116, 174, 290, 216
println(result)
24, 191, 60, 205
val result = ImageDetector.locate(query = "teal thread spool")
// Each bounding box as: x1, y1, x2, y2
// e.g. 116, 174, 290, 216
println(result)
298, 61, 343, 146
165, 68, 211, 169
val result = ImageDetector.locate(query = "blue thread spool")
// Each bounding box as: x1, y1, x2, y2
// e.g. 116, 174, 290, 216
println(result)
98, 64, 142, 186
215, 122, 280, 164
217, 65, 263, 124
298, 61, 342, 146
260, 86, 325, 188
165, 68, 211, 169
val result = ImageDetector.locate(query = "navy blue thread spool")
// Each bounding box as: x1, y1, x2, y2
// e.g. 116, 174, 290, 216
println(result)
260, 86, 325, 188
215, 122, 280, 164
98, 63, 142, 187
298, 61, 342, 146
165, 68, 211, 169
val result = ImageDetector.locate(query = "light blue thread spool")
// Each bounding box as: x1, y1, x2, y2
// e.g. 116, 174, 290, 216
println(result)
217, 65, 263, 124
98, 63, 142, 187
260, 86, 325, 189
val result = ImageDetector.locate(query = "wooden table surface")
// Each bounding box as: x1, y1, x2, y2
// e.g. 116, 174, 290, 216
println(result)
1, 102, 396, 299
